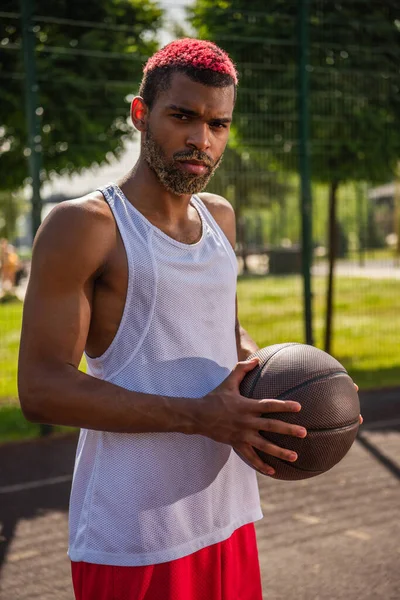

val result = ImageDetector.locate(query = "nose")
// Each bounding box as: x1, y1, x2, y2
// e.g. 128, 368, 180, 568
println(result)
186, 123, 211, 152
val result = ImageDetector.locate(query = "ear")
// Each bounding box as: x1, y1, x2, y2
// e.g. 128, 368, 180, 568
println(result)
131, 96, 148, 132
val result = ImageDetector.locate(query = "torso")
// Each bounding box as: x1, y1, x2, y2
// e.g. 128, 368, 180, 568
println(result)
68, 186, 260, 567
85, 191, 206, 359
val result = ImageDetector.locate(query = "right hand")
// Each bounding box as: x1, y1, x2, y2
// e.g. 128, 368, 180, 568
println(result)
198, 357, 307, 476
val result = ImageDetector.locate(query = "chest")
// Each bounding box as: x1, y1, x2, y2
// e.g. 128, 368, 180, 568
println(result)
86, 227, 236, 359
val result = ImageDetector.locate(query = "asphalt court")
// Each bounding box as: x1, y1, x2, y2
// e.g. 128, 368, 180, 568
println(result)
0, 388, 399, 600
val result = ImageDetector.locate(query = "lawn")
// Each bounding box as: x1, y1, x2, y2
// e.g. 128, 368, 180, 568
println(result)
0, 299, 85, 442
237, 275, 400, 390
1, 274, 399, 442
0, 301, 23, 400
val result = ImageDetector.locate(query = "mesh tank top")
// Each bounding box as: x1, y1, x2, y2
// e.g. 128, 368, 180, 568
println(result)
68, 183, 262, 567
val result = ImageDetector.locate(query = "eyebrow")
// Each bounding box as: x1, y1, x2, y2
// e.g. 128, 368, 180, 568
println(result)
166, 104, 232, 123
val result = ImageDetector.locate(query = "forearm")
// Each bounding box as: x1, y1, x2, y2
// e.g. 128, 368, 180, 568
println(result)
235, 324, 259, 361
19, 364, 201, 435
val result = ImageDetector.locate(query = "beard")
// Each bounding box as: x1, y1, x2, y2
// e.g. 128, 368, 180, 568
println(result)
142, 126, 223, 195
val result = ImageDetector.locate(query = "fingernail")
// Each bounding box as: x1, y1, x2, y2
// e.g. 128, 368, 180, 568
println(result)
265, 468, 275, 476
289, 453, 297, 462
298, 428, 307, 437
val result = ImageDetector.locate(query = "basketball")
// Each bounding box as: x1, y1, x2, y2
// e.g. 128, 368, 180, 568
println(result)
239, 343, 360, 480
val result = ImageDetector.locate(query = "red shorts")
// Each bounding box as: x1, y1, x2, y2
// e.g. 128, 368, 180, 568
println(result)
71, 523, 262, 600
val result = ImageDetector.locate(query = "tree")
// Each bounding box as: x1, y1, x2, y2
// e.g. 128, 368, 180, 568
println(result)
189, 1, 301, 180
0, 191, 23, 239
0, 0, 163, 191
189, 0, 400, 349
190, 0, 400, 185
209, 146, 293, 270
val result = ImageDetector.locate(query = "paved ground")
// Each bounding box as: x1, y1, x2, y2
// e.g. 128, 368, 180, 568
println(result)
10, 257, 400, 303
0, 388, 399, 600
312, 259, 400, 280
237, 256, 400, 279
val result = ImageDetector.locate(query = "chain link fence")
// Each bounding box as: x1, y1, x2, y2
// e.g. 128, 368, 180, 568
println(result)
192, 0, 400, 388
1, 1, 399, 440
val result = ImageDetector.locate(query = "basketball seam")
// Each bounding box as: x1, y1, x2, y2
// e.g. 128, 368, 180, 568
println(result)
247, 343, 300, 397
275, 370, 349, 400
265, 370, 358, 431
268, 454, 323, 473
260, 418, 360, 435
256, 420, 359, 473
302, 419, 360, 433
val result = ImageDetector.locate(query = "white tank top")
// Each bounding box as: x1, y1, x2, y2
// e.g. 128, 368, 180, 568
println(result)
68, 183, 262, 567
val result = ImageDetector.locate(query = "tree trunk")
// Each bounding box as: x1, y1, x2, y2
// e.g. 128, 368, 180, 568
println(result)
324, 180, 340, 354
395, 165, 400, 267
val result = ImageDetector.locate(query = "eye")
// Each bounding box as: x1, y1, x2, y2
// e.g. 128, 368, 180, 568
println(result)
172, 114, 189, 121
210, 121, 227, 130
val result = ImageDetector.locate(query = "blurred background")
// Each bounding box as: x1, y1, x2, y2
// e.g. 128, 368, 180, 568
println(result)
1, 0, 399, 440
1, 2, 400, 599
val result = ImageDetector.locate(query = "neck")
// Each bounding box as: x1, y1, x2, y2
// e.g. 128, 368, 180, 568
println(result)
117, 155, 193, 222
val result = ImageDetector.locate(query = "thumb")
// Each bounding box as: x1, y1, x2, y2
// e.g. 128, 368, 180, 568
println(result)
231, 357, 260, 383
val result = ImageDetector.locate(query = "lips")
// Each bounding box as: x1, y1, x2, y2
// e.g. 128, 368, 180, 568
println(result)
176, 160, 209, 175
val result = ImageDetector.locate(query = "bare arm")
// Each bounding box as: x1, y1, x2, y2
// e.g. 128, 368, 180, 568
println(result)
18, 197, 198, 434
19, 194, 306, 476
235, 298, 259, 360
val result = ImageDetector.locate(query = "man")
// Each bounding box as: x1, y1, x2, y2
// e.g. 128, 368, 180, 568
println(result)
19, 39, 313, 599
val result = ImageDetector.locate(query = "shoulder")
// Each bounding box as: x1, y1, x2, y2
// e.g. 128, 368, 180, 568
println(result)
40, 191, 113, 231
197, 192, 235, 221
32, 191, 116, 278
37, 191, 115, 240
197, 192, 236, 248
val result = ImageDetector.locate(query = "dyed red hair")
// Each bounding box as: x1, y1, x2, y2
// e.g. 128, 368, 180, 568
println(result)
143, 38, 238, 85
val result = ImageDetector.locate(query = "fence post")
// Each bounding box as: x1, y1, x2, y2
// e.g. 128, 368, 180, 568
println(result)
395, 163, 400, 267
20, 0, 51, 437
356, 182, 365, 267
298, 0, 314, 346
20, 0, 43, 240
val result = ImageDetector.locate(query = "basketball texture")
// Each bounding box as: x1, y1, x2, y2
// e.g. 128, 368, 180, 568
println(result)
239, 343, 360, 480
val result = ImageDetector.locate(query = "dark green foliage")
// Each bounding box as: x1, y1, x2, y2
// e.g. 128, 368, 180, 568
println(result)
0, 191, 22, 238
0, 0, 162, 190
189, 0, 400, 185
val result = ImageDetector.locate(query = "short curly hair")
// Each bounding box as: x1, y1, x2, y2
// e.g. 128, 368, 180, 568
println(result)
139, 38, 238, 109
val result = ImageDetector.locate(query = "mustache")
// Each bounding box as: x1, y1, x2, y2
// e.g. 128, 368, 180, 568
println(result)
173, 150, 215, 168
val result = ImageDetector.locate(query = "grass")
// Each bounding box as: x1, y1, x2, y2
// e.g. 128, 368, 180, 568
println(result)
0, 297, 84, 443
237, 275, 400, 390
1, 274, 399, 443
0, 300, 23, 400
0, 402, 73, 442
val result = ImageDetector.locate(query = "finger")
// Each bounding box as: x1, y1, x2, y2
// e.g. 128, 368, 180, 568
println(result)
231, 357, 260, 383
249, 399, 302, 414
234, 443, 275, 476
354, 382, 359, 392
359, 414, 363, 425
250, 433, 299, 463
250, 417, 307, 438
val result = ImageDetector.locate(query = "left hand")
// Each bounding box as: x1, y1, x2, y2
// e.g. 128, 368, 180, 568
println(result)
354, 383, 363, 425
